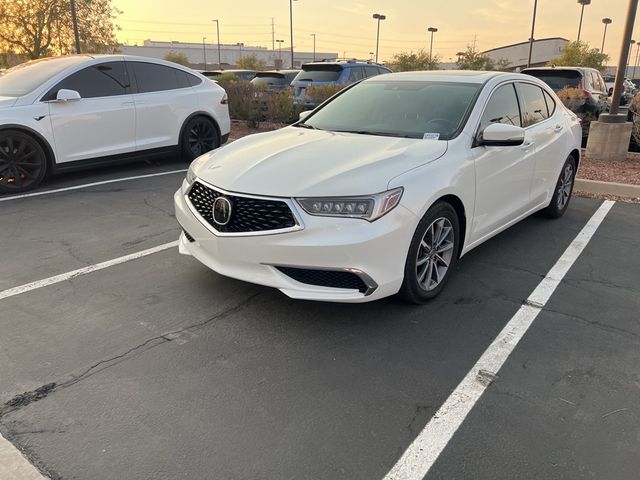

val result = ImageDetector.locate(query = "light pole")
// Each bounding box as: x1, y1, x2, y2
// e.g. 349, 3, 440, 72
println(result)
610, 0, 638, 116
634, 41, 640, 78
70, 0, 81, 54
202, 37, 207, 70
372, 13, 386, 63
276, 39, 284, 62
290, 0, 298, 68
369, 51, 375, 60
601, 17, 612, 53
626, 39, 636, 76
427, 27, 438, 62
528, 0, 538, 68
213, 19, 222, 70
577, 0, 591, 42
310, 33, 316, 61
236, 42, 244, 65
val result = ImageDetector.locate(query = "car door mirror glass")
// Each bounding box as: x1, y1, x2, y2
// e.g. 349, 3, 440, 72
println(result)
56, 89, 81, 102
479, 123, 525, 147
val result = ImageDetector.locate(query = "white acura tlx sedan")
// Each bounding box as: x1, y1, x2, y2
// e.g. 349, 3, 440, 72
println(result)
175, 71, 582, 303
0, 55, 230, 193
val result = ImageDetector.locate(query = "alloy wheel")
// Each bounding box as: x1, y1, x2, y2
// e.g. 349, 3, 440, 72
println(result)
415, 217, 455, 292
556, 162, 574, 210
0, 135, 44, 191
187, 119, 216, 157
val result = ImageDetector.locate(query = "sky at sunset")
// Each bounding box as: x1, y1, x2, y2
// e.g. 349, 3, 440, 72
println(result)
113, 0, 639, 65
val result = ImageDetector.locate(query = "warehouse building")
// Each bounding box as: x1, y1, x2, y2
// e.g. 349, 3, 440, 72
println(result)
482, 37, 570, 71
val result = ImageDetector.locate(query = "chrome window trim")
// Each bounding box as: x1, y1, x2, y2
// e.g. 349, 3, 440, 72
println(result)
185, 178, 305, 237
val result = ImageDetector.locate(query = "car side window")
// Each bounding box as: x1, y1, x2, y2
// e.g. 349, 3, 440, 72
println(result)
348, 67, 364, 82
478, 83, 522, 135
364, 66, 379, 78
131, 62, 192, 93
44, 61, 129, 100
543, 90, 556, 116
517, 83, 549, 127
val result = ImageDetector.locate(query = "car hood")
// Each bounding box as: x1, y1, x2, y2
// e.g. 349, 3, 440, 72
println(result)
194, 127, 448, 197
0, 96, 17, 108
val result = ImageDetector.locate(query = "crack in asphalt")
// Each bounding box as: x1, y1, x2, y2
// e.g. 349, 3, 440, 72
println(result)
0, 289, 262, 420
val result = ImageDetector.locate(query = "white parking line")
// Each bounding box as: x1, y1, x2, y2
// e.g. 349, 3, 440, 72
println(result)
0, 241, 178, 301
0, 169, 186, 203
383, 200, 615, 480
0, 432, 47, 479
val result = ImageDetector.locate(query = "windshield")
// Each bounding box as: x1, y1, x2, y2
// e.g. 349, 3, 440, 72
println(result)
0, 56, 87, 97
301, 80, 481, 140
294, 65, 343, 83
524, 70, 581, 91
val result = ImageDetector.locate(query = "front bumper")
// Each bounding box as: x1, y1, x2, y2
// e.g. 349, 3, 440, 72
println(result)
174, 182, 417, 302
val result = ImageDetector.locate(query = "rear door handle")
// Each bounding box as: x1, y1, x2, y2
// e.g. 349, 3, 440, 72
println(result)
554, 125, 563, 133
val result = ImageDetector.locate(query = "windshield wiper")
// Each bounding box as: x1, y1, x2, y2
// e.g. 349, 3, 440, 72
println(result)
333, 129, 416, 139
294, 123, 317, 130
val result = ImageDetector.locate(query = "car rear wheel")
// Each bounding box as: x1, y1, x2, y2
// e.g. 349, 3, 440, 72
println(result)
0, 130, 47, 194
181, 116, 220, 161
399, 201, 460, 304
542, 155, 576, 219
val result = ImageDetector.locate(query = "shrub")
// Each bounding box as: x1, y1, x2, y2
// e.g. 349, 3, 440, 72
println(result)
217, 80, 260, 127
305, 85, 346, 107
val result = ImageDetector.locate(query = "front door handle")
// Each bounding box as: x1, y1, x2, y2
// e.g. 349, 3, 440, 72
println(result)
521, 141, 534, 151
554, 125, 563, 133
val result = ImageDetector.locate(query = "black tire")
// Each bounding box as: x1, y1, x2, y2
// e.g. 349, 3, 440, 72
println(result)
0, 130, 47, 194
399, 201, 460, 304
542, 155, 577, 219
181, 116, 220, 161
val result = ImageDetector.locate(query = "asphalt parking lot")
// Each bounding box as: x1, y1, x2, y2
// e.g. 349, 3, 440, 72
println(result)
1, 159, 639, 480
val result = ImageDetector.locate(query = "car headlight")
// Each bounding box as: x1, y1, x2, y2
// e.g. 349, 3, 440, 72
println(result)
185, 155, 210, 185
296, 187, 403, 222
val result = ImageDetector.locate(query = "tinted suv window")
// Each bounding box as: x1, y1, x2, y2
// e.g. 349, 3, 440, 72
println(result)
294, 65, 343, 82
518, 83, 549, 127
523, 69, 581, 91
347, 67, 364, 82
131, 62, 194, 93
46, 61, 129, 100
364, 66, 380, 78
478, 83, 521, 134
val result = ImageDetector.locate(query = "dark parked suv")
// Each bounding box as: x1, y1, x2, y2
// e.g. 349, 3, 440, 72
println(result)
292, 60, 392, 108
250, 70, 300, 91
522, 66, 609, 142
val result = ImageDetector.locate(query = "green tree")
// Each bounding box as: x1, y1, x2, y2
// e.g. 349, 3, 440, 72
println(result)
456, 45, 496, 71
549, 41, 609, 71
0, 0, 120, 60
164, 51, 190, 66
387, 49, 440, 71
236, 54, 267, 71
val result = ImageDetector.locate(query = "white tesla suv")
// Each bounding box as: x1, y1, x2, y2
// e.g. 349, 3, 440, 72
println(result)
0, 55, 230, 193
175, 71, 582, 303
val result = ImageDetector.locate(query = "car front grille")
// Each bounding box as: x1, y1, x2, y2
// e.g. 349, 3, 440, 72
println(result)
276, 267, 370, 294
188, 181, 297, 234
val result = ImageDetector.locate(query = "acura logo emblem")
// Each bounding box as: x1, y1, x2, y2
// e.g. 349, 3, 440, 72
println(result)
212, 196, 233, 226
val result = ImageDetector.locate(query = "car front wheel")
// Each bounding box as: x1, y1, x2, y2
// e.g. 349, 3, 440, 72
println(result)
400, 201, 460, 304
0, 130, 47, 194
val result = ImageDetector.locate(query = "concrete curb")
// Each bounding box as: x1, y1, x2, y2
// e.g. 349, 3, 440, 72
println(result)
575, 178, 640, 198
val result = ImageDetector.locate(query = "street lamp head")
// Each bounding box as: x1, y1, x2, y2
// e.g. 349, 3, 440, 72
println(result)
428, 27, 438, 33
577, 0, 591, 5
602, 17, 612, 24
373, 13, 386, 20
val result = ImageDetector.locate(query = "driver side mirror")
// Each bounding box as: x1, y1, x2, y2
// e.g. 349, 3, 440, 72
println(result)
55, 89, 81, 102
478, 123, 525, 147
298, 110, 312, 121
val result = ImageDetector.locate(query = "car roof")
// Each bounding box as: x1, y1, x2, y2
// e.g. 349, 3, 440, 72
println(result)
367, 70, 507, 84
302, 60, 388, 68
522, 66, 595, 74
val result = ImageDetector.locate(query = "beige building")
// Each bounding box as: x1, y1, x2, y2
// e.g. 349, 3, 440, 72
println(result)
120, 40, 338, 69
